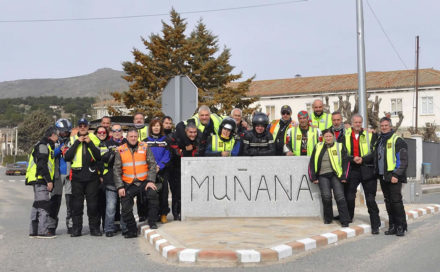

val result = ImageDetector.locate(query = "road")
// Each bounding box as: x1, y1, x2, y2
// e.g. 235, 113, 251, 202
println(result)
1, 169, 439, 272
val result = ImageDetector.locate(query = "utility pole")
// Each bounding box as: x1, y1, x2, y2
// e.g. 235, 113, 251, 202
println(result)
414, 36, 420, 134
356, 0, 368, 128
15, 127, 17, 155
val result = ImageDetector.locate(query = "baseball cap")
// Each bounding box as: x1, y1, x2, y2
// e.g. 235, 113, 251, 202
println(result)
78, 118, 89, 126
281, 105, 292, 114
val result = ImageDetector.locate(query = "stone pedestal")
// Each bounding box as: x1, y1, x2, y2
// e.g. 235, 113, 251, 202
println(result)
181, 156, 322, 220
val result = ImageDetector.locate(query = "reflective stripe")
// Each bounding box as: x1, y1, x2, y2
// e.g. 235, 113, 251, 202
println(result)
122, 161, 146, 167
293, 127, 298, 152
366, 130, 371, 155
391, 134, 397, 165
249, 142, 271, 147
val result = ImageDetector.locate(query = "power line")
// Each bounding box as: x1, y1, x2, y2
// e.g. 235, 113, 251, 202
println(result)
0, 0, 307, 23
365, 0, 409, 70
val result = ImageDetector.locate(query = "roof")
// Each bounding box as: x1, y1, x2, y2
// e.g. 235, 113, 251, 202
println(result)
244, 68, 440, 97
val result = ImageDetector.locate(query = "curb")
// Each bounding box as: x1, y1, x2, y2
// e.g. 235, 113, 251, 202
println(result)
422, 187, 440, 194
140, 204, 440, 264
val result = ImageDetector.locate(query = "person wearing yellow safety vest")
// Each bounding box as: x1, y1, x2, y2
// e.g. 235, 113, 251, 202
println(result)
133, 112, 149, 142
342, 114, 380, 234
309, 129, 350, 227
310, 99, 332, 131
267, 105, 297, 155
94, 126, 110, 236
64, 118, 102, 237
26, 127, 58, 238
374, 117, 408, 237
206, 118, 241, 156
114, 128, 158, 236
175, 105, 223, 147
285, 110, 321, 156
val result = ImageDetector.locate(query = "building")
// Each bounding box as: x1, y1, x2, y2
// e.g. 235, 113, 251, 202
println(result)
248, 68, 440, 128
92, 68, 440, 129
93, 100, 131, 120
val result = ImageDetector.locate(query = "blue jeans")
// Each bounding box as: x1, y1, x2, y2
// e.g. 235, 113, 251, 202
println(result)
105, 189, 126, 233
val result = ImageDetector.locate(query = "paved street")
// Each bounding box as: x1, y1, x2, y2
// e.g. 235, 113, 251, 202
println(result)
1, 168, 439, 272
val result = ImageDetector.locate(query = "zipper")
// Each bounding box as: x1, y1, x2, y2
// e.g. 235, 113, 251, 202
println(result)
131, 148, 137, 179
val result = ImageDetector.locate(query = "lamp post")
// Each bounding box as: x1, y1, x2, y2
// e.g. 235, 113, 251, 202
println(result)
356, 0, 368, 128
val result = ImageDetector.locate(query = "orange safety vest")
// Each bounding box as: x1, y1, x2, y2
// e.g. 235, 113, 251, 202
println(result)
117, 142, 149, 184
269, 119, 293, 142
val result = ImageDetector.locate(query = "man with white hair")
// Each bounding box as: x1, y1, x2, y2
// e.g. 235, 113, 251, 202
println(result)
230, 108, 248, 139
311, 99, 331, 131
343, 114, 380, 234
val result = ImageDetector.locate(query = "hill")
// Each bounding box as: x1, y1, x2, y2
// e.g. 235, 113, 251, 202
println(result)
0, 68, 129, 98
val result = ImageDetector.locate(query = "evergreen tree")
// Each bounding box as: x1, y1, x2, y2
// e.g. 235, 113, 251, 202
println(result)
112, 9, 258, 120
17, 110, 52, 153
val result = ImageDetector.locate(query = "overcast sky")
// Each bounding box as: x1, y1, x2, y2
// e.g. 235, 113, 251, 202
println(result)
0, 0, 438, 83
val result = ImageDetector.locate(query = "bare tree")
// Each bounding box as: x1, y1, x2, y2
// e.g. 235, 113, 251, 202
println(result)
331, 93, 403, 130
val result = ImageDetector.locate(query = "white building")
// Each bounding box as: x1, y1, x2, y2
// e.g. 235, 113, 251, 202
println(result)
247, 68, 440, 128
93, 100, 131, 120
92, 69, 440, 129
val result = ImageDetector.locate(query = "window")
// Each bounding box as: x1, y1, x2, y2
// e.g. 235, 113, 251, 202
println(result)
265, 105, 275, 121
333, 101, 339, 112
306, 103, 312, 114
391, 98, 402, 116
421, 96, 433, 114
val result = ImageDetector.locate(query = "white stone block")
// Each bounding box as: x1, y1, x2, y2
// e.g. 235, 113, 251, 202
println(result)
271, 244, 293, 259
297, 238, 316, 251
426, 206, 435, 213
179, 249, 200, 262
143, 229, 154, 238
340, 228, 356, 238
237, 250, 261, 263
418, 208, 427, 215
357, 224, 371, 233
408, 210, 419, 218
321, 232, 338, 244
162, 245, 176, 258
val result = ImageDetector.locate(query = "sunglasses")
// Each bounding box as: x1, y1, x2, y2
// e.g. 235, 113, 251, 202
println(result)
78, 124, 88, 128
112, 129, 122, 132
281, 111, 291, 115
97, 131, 107, 135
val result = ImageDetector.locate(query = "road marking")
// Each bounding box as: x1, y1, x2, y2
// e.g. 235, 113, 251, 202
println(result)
9, 180, 16, 183
0, 180, 4, 183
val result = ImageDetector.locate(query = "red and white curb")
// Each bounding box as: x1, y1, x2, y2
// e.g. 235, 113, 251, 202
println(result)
140, 204, 440, 264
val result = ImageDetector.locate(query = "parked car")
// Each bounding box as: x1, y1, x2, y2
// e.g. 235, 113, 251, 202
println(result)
5, 162, 27, 175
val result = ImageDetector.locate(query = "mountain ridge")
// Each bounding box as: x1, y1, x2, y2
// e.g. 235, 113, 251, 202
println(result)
0, 68, 129, 98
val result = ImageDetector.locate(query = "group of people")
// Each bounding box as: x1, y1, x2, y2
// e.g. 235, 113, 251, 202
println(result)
26, 98, 408, 239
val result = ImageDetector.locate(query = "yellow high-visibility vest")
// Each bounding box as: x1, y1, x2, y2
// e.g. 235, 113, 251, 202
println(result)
314, 142, 343, 178
25, 143, 55, 185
